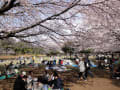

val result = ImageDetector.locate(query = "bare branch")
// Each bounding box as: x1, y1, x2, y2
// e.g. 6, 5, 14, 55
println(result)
0, 0, 17, 14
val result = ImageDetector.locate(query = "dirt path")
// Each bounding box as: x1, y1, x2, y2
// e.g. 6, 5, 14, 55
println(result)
70, 78, 120, 90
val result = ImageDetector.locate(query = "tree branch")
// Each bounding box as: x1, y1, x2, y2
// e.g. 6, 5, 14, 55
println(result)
0, 0, 81, 39
0, 0, 17, 14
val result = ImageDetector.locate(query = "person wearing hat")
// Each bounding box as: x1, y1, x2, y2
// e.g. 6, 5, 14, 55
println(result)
21, 71, 27, 77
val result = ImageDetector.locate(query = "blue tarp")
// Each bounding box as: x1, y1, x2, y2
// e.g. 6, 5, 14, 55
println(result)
90, 61, 97, 67
72, 64, 97, 68
0, 74, 15, 80
7, 74, 15, 78
0, 76, 6, 80
90, 64, 97, 67
72, 65, 79, 67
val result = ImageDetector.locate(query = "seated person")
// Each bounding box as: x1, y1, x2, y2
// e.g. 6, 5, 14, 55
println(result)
49, 72, 64, 89
113, 65, 120, 79
42, 70, 49, 84
27, 71, 34, 90
37, 71, 49, 90
37, 76, 44, 90
21, 71, 27, 77
28, 71, 34, 80
13, 75, 27, 90
14, 67, 19, 74
48, 71, 55, 86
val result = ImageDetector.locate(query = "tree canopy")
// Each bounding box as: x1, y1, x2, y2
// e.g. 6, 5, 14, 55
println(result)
0, 0, 120, 52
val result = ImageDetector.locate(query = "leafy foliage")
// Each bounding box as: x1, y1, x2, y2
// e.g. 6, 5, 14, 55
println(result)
0, 38, 45, 55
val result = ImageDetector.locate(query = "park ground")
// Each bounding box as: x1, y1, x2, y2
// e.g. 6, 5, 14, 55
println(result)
70, 78, 120, 90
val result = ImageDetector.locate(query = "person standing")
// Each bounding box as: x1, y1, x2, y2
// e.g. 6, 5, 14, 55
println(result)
84, 57, 94, 78
78, 58, 86, 80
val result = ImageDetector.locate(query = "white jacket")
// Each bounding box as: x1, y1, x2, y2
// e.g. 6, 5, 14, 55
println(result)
79, 61, 85, 72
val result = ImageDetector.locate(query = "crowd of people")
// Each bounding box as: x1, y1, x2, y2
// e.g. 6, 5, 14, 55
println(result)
96, 54, 120, 79
13, 70, 64, 90
0, 54, 120, 90
75, 54, 120, 80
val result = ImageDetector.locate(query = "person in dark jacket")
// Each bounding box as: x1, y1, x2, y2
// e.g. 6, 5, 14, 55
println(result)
13, 75, 27, 90
84, 57, 94, 78
50, 72, 63, 89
